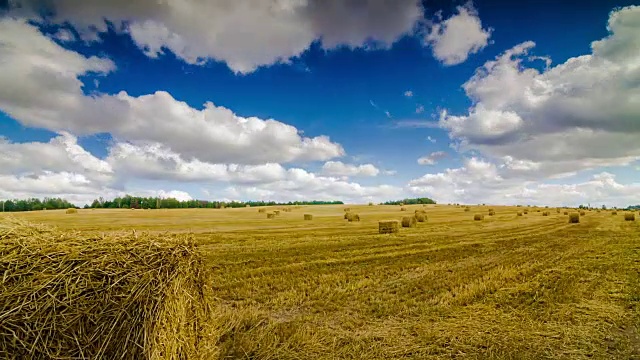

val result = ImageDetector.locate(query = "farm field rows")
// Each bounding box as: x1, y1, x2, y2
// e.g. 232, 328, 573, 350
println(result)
3, 204, 640, 359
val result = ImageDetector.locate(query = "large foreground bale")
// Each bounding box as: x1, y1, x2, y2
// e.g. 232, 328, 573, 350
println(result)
0, 218, 211, 360
624, 213, 635, 221
378, 220, 400, 234
569, 213, 580, 223
401, 216, 416, 228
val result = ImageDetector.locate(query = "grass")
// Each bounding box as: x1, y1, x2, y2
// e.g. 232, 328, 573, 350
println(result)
2, 204, 640, 359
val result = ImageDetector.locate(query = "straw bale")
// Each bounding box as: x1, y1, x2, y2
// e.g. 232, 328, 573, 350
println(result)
378, 220, 400, 234
303, 214, 313, 220
569, 213, 580, 223
474, 214, 484, 221
401, 216, 416, 228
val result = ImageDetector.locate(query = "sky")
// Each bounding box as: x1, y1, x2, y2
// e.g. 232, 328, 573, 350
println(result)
0, 0, 639, 207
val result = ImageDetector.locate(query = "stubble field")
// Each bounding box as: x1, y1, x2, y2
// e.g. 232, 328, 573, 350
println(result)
3, 204, 640, 359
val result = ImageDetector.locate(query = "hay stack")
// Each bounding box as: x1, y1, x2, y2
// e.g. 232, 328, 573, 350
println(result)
624, 213, 635, 221
488, 211, 496, 216
344, 208, 351, 212
400, 207, 407, 211
267, 212, 276, 219
517, 212, 523, 216
524, 211, 529, 214
474, 214, 484, 221
464, 207, 471, 212
273, 210, 281, 215
542, 211, 550, 216
65, 208, 77, 214
580, 211, 586, 216
258, 208, 266, 213
488, 208, 494, 213
346, 213, 360, 222
415, 213, 427, 222
0, 218, 211, 359
569, 213, 580, 223
378, 220, 400, 234
564, 211, 569, 215
303, 214, 313, 220
401, 216, 416, 228
612, 211, 618, 215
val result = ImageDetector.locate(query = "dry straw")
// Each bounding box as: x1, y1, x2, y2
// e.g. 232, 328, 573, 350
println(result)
464, 207, 471, 212
273, 210, 281, 215
400, 207, 407, 211
258, 208, 266, 213
378, 220, 400, 234
303, 214, 313, 220
517, 212, 523, 216
267, 212, 276, 219
0, 218, 212, 359
569, 213, 580, 223
624, 213, 635, 221
401, 216, 416, 228
345, 213, 360, 222
65, 208, 77, 214
488, 211, 496, 216
612, 211, 618, 215
474, 214, 484, 221
542, 211, 550, 216
580, 211, 586, 216
564, 211, 569, 215
415, 213, 427, 222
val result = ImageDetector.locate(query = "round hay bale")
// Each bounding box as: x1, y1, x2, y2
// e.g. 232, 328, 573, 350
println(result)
580, 211, 586, 216
0, 218, 211, 359
524, 211, 529, 214
258, 208, 266, 213
464, 207, 471, 212
400, 207, 407, 211
624, 213, 635, 221
415, 213, 427, 222
569, 212, 580, 223
517, 212, 523, 216
273, 210, 281, 215
401, 216, 416, 228
267, 212, 276, 219
378, 220, 400, 234
303, 214, 313, 220
474, 214, 484, 221
344, 208, 351, 212
612, 211, 618, 215
347, 213, 360, 222
563, 211, 569, 215
488, 208, 494, 212
65, 208, 77, 214
542, 211, 550, 216
488, 211, 496, 216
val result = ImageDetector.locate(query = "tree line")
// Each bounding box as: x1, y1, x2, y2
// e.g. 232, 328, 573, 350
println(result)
382, 197, 436, 205
0, 196, 344, 212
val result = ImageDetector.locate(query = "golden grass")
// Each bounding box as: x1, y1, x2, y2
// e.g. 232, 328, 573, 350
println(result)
3, 205, 640, 359
378, 220, 400, 234
401, 216, 416, 228
0, 218, 212, 359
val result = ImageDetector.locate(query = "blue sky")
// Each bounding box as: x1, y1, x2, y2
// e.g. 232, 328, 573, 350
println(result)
0, 0, 639, 207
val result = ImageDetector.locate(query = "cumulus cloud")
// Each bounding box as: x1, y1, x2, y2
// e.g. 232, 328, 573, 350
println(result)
439, 5, 640, 178
416, 104, 425, 114
408, 158, 640, 207
425, 2, 492, 65
417, 151, 447, 165
8, 0, 423, 73
404, 90, 413, 97
320, 161, 380, 177
0, 18, 344, 165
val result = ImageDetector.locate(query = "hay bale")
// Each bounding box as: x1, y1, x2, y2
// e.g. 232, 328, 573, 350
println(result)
273, 210, 281, 215
624, 213, 635, 221
563, 211, 568, 215
65, 208, 77, 214
258, 208, 266, 213
524, 211, 529, 214
400, 207, 407, 211
542, 211, 550, 216
267, 212, 276, 219
401, 216, 416, 228
580, 211, 586, 216
346, 213, 360, 222
464, 207, 471, 212
415, 213, 427, 222
343, 208, 351, 212
569, 212, 580, 223
303, 214, 313, 220
378, 220, 400, 234
0, 218, 211, 359
488, 211, 496, 216
474, 214, 484, 221
517, 212, 523, 216
612, 211, 618, 215
488, 208, 494, 212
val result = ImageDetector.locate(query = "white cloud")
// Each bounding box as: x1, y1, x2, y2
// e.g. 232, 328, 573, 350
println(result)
321, 161, 380, 177
425, 2, 492, 65
404, 90, 413, 97
417, 151, 447, 165
439, 5, 640, 178
0, 19, 344, 165
415, 104, 425, 113
408, 158, 640, 207
427, 136, 436, 143
52, 28, 75, 42
9, 0, 423, 74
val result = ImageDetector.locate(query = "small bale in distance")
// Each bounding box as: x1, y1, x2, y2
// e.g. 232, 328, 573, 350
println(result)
65, 208, 77, 214
612, 211, 618, 215
379, 220, 400, 234
474, 214, 484, 221
401, 216, 416, 228
624, 213, 635, 221
400, 207, 407, 211
303, 214, 313, 220
524, 211, 529, 214
258, 208, 266, 213
488, 211, 496, 216
542, 211, 550, 216
464, 207, 471, 212
273, 210, 281, 215
267, 212, 276, 219
580, 211, 586, 216
564, 211, 569, 215
569, 212, 580, 223
517, 212, 523, 216
488, 208, 494, 212
346, 213, 360, 222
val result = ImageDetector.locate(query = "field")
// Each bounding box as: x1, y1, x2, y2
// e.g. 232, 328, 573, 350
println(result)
3, 205, 640, 359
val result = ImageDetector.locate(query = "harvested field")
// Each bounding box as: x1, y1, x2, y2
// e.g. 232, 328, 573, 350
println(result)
2, 204, 640, 359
